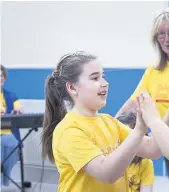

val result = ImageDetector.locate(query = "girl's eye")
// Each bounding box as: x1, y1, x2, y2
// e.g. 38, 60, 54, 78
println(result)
92, 77, 99, 81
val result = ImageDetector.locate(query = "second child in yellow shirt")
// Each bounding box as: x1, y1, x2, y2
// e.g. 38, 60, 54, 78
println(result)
42, 51, 162, 192
117, 112, 154, 192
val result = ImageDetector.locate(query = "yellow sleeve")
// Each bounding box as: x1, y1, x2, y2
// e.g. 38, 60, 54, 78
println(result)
130, 66, 153, 101
56, 128, 103, 173
14, 100, 21, 109
140, 159, 155, 185
114, 118, 132, 143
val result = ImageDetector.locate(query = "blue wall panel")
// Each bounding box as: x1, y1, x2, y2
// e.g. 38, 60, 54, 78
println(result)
4, 68, 164, 176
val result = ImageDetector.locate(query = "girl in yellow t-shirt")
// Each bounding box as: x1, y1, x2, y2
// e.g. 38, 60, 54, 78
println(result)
117, 112, 154, 192
41, 51, 162, 192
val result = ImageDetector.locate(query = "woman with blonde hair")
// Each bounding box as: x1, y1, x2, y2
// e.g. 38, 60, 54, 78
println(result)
116, 9, 169, 169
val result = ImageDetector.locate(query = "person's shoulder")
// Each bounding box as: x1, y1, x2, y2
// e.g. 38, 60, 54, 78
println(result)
99, 113, 115, 121
3, 88, 14, 93
149, 60, 164, 71
99, 113, 112, 118
53, 113, 85, 138
54, 115, 78, 133
3, 88, 10, 94
53, 117, 93, 149
143, 62, 160, 78
141, 158, 153, 168
99, 113, 120, 127
141, 158, 153, 163
146, 63, 156, 72
3, 88, 17, 98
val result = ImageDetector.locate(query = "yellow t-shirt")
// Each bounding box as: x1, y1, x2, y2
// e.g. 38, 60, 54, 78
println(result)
53, 111, 131, 192
0, 93, 21, 134
131, 63, 169, 118
127, 159, 154, 192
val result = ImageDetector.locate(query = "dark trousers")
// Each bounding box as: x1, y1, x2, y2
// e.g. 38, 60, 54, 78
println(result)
165, 157, 169, 176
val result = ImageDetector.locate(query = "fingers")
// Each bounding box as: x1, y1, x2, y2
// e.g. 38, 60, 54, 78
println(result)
141, 90, 153, 104
136, 96, 142, 118
138, 90, 153, 109
136, 95, 144, 111
141, 90, 150, 98
136, 91, 149, 117
11, 109, 22, 115
19, 108, 24, 114
138, 90, 161, 122
136, 96, 140, 111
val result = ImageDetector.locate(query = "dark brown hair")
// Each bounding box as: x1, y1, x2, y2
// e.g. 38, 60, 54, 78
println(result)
165, 158, 169, 177
41, 51, 97, 162
0, 65, 8, 79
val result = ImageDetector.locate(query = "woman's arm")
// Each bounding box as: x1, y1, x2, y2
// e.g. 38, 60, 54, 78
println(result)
115, 99, 136, 118
115, 67, 152, 118
138, 91, 169, 160
137, 134, 162, 159
148, 119, 169, 160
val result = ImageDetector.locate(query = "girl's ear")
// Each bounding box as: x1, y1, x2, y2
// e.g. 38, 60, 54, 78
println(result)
66, 81, 78, 96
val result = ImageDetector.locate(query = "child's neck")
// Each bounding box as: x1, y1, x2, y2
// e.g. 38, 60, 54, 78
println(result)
71, 107, 98, 117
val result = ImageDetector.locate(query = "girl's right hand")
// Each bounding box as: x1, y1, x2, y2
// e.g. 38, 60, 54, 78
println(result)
163, 108, 169, 126
135, 95, 148, 135
137, 90, 161, 128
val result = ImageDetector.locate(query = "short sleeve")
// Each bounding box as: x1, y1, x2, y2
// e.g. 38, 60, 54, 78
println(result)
56, 128, 103, 173
140, 159, 155, 185
130, 66, 153, 101
114, 119, 132, 143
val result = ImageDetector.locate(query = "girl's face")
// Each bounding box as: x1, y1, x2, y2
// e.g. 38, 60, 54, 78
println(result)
0, 70, 6, 88
71, 59, 109, 113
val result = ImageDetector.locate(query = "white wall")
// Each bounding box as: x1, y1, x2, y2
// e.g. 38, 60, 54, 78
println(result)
1, 1, 167, 69
0, 2, 2, 63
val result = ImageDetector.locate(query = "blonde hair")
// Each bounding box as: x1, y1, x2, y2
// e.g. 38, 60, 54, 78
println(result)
152, 9, 169, 70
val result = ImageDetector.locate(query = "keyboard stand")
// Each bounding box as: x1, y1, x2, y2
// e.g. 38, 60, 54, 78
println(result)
1, 127, 38, 192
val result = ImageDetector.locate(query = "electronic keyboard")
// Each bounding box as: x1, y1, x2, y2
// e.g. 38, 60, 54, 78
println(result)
1, 113, 44, 129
